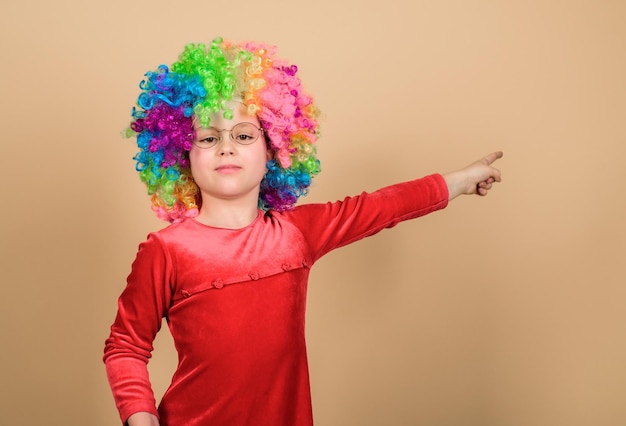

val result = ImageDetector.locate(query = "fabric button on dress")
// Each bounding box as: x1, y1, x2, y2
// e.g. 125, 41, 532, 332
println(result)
249, 272, 260, 280
181, 289, 191, 298
281, 263, 292, 272
212, 279, 224, 289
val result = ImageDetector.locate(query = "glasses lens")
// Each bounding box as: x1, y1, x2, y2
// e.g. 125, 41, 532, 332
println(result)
194, 128, 221, 148
231, 123, 260, 144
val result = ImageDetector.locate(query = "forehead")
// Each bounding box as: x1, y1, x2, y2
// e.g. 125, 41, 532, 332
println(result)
194, 101, 259, 129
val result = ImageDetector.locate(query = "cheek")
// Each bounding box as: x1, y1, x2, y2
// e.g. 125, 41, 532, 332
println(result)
188, 150, 206, 177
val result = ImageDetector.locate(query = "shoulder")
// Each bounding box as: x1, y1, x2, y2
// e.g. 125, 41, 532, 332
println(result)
135, 219, 201, 257
265, 203, 328, 227
149, 218, 198, 240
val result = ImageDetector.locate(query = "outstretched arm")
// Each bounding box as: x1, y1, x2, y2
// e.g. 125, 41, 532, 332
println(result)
443, 151, 503, 201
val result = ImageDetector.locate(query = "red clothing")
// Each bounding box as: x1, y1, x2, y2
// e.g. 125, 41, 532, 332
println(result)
104, 175, 448, 425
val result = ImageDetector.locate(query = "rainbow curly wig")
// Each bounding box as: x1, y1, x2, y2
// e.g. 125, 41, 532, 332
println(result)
126, 37, 321, 222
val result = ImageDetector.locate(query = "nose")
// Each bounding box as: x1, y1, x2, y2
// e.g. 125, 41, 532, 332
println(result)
216, 131, 237, 156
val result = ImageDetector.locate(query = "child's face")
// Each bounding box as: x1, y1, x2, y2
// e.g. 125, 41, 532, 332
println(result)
189, 101, 270, 207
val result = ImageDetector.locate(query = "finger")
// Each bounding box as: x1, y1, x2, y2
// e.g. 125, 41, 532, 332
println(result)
492, 167, 502, 182
481, 151, 503, 166
483, 167, 502, 183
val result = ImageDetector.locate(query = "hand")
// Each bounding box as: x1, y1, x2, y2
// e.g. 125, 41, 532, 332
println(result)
443, 151, 503, 200
127, 412, 160, 426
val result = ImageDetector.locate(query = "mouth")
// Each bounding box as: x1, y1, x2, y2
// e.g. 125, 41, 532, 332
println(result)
215, 164, 242, 174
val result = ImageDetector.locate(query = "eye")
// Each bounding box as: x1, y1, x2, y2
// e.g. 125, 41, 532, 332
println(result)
193, 129, 221, 148
231, 123, 260, 144
234, 133, 254, 142
199, 136, 219, 144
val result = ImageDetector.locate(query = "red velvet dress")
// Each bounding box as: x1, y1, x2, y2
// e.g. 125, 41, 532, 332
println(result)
104, 175, 448, 425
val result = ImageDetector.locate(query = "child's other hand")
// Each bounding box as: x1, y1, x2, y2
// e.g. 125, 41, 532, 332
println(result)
127, 412, 160, 426
443, 151, 503, 200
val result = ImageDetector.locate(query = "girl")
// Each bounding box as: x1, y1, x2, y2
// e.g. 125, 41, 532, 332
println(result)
104, 37, 502, 426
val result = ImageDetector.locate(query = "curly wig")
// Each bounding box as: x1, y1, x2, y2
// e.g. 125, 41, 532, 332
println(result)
127, 37, 321, 222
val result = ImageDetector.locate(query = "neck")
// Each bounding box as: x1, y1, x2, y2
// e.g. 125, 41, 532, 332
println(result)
195, 197, 260, 229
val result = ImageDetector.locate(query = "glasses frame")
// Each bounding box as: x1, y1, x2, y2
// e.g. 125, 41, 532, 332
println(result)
191, 122, 264, 149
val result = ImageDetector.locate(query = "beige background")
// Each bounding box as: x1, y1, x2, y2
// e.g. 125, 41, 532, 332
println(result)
1, 0, 625, 425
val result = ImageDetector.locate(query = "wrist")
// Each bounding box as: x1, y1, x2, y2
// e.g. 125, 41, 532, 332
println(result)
442, 171, 466, 201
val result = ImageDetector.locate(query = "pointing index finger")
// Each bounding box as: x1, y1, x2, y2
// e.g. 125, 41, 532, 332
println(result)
482, 151, 503, 165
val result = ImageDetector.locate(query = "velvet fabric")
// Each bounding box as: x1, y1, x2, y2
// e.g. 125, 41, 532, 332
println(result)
104, 174, 449, 425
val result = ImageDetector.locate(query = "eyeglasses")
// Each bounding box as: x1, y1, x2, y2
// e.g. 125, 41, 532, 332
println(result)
192, 122, 264, 149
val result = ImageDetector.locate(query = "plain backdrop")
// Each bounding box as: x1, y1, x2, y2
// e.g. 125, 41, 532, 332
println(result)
1, 1, 625, 425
